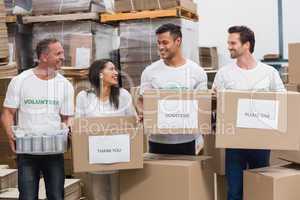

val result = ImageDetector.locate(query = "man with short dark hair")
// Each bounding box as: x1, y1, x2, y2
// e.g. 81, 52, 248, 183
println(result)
213, 26, 285, 200
1, 38, 74, 200
139, 23, 207, 155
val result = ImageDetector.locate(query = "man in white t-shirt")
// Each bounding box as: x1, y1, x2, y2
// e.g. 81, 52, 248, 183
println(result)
1, 38, 74, 200
139, 23, 208, 155
213, 26, 285, 200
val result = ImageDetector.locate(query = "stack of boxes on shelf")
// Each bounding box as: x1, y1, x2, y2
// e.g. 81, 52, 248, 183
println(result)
0, 178, 82, 200
31, 0, 114, 15
199, 47, 219, 70
114, 0, 199, 89
285, 43, 300, 92
0, 1, 9, 65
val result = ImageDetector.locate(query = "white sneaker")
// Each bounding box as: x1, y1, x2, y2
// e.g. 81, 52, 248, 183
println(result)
12, 5, 32, 15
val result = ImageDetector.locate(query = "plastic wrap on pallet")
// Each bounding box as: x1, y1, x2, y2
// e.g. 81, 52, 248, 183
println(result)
120, 18, 199, 64
119, 47, 159, 63
0, 1, 9, 60
32, 21, 118, 68
31, 0, 114, 15
6, 23, 17, 64
4, 0, 14, 15
115, 0, 197, 13
119, 18, 199, 89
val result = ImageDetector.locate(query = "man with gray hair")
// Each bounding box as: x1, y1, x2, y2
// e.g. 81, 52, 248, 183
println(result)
1, 38, 74, 200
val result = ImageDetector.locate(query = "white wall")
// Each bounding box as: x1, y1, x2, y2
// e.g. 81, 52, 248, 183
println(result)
197, 0, 279, 66
283, 0, 300, 58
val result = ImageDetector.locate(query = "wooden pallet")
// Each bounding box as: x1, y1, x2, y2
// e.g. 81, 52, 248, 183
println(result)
0, 57, 9, 66
22, 12, 99, 24
100, 7, 198, 23
5, 15, 16, 23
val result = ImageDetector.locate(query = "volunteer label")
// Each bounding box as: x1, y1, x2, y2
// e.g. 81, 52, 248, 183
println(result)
88, 134, 130, 164
157, 100, 198, 129
236, 99, 279, 130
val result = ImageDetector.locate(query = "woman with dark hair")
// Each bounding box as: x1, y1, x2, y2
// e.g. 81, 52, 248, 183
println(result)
75, 59, 136, 200
76, 59, 135, 117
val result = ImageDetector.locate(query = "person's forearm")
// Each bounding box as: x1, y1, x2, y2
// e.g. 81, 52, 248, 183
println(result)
61, 115, 72, 126
1, 110, 15, 138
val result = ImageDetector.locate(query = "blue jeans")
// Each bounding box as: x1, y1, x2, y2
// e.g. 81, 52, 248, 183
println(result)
225, 149, 270, 200
17, 154, 65, 200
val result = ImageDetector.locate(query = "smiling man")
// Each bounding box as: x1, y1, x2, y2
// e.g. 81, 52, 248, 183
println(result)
139, 23, 207, 155
1, 38, 74, 200
213, 26, 285, 200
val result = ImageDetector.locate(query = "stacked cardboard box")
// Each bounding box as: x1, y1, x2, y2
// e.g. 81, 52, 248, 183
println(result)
0, 1, 9, 63
203, 134, 225, 175
216, 174, 227, 200
120, 158, 214, 200
115, 0, 197, 13
0, 169, 17, 191
74, 172, 119, 200
119, 18, 199, 89
284, 83, 299, 92
61, 67, 91, 103
199, 47, 219, 69
0, 178, 82, 200
288, 43, 300, 91
31, 0, 114, 15
244, 164, 300, 200
4, 0, 13, 15
32, 21, 118, 68
0, 63, 18, 78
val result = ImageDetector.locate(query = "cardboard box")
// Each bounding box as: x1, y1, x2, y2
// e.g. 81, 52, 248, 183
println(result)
285, 83, 299, 92
0, 178, 81, 200
33, 21, 118, 68
143, 90, 212, 135
216, 91, 300, 150
199, 47, 219, 69
270, 150, 291, 166
289, 43, 300, 85
71, 116, 143, 173
32, 0, 113, 15
216, 175, 227, 200
203, 134, 225, 175
130, 87, 148, 153
68, 34, 94, 68
244, 164, 300, 200
271, 150, 300, 165
0, 169, 17, 191
115, 0, 197, 13
120, 158, 214, 200
74, 172, 119, 200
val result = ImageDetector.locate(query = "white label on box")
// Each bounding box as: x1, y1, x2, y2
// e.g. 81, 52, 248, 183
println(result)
75, 48, 90, 68
157, 100, 198, 129
88, 134, 130, 164
236, 99, 279, 130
